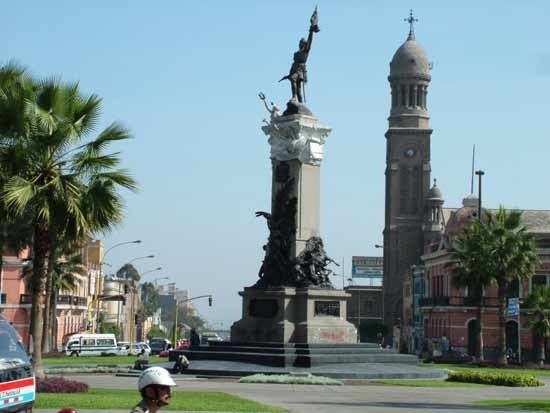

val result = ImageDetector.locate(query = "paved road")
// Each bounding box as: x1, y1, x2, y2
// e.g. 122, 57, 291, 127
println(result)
37, 374, 550, 413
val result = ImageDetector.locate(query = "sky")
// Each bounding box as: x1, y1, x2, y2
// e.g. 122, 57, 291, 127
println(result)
3, 1, 549, 328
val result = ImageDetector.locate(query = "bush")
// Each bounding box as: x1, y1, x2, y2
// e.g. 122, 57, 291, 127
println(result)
447, 370, 542, 387
37, 377, 89, 393
42, 350, 65, 358
239, 373, 343, 385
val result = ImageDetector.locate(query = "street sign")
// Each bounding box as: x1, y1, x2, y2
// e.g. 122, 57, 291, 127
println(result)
507, 297, 519, 317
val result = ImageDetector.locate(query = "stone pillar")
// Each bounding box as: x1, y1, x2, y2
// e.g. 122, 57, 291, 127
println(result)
262, 114, 331, 257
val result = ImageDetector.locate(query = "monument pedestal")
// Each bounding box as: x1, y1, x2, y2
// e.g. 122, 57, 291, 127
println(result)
231, 287, 357, 344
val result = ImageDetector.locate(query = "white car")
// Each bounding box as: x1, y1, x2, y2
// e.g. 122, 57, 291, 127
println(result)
129, 342, 151, 356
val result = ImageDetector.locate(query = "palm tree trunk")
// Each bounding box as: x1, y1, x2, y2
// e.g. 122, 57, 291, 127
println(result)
497, 282, 508, 365
30, 224, 51, 379
41, 253, 56, 353
539, 337, 546, 368
477, 304, 484, 362
50, 287, 58, 351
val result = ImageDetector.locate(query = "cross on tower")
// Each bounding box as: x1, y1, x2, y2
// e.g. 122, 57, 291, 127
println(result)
404, 9, 418, 40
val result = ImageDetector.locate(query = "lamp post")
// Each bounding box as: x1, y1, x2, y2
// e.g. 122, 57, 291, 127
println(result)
127, 254, 155, 265
153, 276, 169, 287
140, 267, 162, 278
474, 169, 486, 362
95, 239, 141, 333
475, 170, 484, 220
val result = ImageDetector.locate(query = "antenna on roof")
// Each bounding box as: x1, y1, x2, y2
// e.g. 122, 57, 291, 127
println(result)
470, 144, 475, 194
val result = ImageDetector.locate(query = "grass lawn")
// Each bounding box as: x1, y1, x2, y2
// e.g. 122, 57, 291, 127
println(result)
477, 399, 550, 411
372, 379, 490, 387
420, 363, 550, 377
36, 388, 286, 412
43, 355, 165, 366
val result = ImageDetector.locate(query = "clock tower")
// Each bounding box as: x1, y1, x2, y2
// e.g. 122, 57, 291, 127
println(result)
383, 11, 433, 338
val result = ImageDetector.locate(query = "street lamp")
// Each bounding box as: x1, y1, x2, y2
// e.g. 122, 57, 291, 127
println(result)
173, 295, 213, 346
475, 170, 485, 220
95, 239, 142, 333
127, 254, 155, 265
141, 267, 163, 278
153, 276, 169, 287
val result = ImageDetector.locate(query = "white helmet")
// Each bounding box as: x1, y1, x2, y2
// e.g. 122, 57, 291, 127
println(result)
138, 366, 176, 391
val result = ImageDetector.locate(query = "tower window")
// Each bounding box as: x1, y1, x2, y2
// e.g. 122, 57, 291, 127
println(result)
409, 85, 415, 107
401, 85, 406, 106
417, 86, 423, 108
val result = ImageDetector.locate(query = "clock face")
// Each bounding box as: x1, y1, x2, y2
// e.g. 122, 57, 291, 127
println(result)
404, 148, 416, 158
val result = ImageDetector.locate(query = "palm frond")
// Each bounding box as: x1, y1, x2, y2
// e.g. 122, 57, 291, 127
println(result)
2, 176, 36, 216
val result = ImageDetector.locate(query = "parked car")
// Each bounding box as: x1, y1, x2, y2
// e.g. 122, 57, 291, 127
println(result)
64, 333, 118, 356
114, 346, 128, 356
200, 332, 223, 345
128, 342, 151, 356
149, 337, 171, 355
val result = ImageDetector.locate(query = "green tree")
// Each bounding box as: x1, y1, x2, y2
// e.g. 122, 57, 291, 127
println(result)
0, 62, 34, 284
116, 263, 140, 281
485, 208, 537, 365
141, 282, 160, 318
0, 73, 136, 376
146, 325, 166, 340
449, 219, 494, 361
524, 286, 550, 367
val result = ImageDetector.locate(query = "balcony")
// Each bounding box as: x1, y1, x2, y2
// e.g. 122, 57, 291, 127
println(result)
420, 295, 499, 308
20, 294, 32, 304
57, 295, 87, 307
420, 296, 450, 307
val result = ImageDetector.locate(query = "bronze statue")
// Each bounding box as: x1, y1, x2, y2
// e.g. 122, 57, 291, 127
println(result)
293, 236, 337, 288
254, 175, 297, 288
279, 7, 320, 104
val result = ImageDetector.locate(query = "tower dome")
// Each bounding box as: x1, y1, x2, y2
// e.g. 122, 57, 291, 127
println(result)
390, 38, 430, 79
426, 179, 443, 201
387, 11, 431, 126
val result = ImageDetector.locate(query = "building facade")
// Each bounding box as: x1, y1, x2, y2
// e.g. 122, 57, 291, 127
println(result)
418, 194, 550, 361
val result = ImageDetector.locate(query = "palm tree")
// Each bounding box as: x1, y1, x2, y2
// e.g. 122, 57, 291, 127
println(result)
1, 76, 136, 377
449, 219, 493, 362
0, 62, 34, 281
484, 208, 537, 365
47, 250, 87, 351
42, 243, 87, 353
524, 286, 550, 367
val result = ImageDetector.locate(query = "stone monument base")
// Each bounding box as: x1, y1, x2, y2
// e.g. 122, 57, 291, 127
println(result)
230, 287, 357, 344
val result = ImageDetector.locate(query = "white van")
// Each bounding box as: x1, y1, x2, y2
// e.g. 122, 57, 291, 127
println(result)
64, 333, 118, 356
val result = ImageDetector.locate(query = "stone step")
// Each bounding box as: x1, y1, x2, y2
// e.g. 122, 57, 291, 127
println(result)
188, 345, 394, 355
171, 349, 418, 367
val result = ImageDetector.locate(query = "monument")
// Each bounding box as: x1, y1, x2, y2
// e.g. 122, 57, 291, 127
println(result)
231, 8, 357, 344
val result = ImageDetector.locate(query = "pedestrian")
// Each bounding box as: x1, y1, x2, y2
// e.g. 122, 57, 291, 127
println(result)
134, 348, 149, 371
190, 328, 200, 348
376, 332, 385, 348
441, 336, 450, 356
131, 366, 176, 413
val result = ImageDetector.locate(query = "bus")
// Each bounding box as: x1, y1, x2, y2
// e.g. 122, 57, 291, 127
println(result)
0, 315, 35, 412
64, 333, 118, 356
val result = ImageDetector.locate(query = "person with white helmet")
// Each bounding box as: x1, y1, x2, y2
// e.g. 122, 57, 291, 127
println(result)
131, 366, 176, 413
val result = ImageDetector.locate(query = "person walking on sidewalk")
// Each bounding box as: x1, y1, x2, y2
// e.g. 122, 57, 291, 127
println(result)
131, 366, 176, 413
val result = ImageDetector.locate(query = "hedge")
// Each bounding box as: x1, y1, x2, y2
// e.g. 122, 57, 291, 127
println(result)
446, 370, 542, 387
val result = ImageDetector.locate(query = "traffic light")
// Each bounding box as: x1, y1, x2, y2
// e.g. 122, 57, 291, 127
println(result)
208, 296, 213, 307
